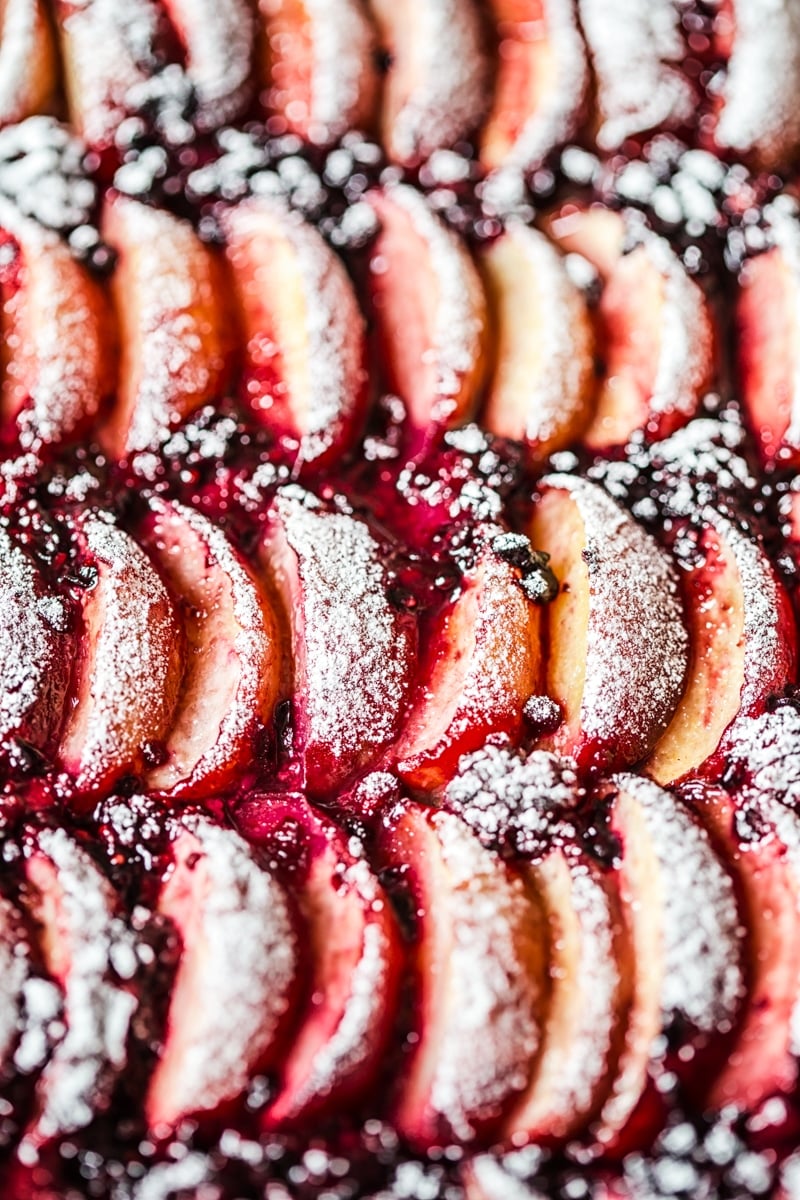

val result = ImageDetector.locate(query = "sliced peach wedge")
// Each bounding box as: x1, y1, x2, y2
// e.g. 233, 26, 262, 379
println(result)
57, 512, 185, 801
136, 497, 282, 801
0, 196, 114, 455
145, 815, 301, 1132
479, 221, 596, 460
22, 828, 139, 1145
502, 842, 631, 1145
545, 205, 715, 452
396, 539, 542, 792
645, 505, 798, 785
366, 184, 489, 444
688, 786, 800, 1113
529, 475, 689, 773
258, 489, 415, 795
378, 803, 548, 1149
597, 777, 745, 1151
161, 0, 255, 130
235, 795, 404, 1127
258, 0, 379, 146
100, 192, 235, 459
222, 197, 369, 468
479, 0, 588, 176
736, 202, 800, 467
0, 524, 73, 763
368, 0, 490, 165
0, 0, 58, 127
577, 0, 695, 151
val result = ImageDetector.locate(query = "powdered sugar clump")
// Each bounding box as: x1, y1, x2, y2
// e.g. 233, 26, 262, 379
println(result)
445, 741, 580, 857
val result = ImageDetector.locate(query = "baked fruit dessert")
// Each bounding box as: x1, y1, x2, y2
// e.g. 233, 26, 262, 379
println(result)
5, 1, 800, 1197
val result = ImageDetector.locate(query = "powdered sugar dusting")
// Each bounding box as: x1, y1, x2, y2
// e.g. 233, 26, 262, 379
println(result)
379, 0, 489, 163
715, 0, 800, 167
617, 775, 745, 1031
0, 895, 30, 1072
149, 815, 297, 1122
424, 810, 543, 1142
542, 474, 689, 750
165, 0, 254, 129
382, 183, 486, 421
306, 0, 376, 143
24, 827, 138, 1143
0, 0, 50, 125
270, 491, 413, 785
143, 497, 276, 795
724, 704, 800, 809
578, 0, 695, 150
0, 522, 68, 752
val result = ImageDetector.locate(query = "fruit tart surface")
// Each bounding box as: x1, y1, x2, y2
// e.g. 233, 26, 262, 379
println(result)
5, 1, 800, 1197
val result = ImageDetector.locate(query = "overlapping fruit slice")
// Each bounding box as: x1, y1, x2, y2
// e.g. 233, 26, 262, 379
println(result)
101, 193, 234, 458
577, 0, 695, 150
258, 0, 379, 146
260, 490, 415, 794
368, 0, 489, 165
480, 221, 596, 460
379, 803, 548, 1148
0, 196, 113, 454
23, 828, 139, 1144
502, 842, 631, 1144
529, 475, 689, 772
546, 205, 715, 451
366, 184, 489, 443
237, 796, 404, 1126
161, 0, 255, 129
137, 497, 282, 800
145, 815, 300, 1130
0, 0, 57, 127
0, 524, 72, 763
479, 0, 588, 176
57, 512, 184, 799
598, 777, 745, 1148
736, 203, 800, 467
397, 540, 542, 791
222, 197, 368, 467
646, 505, 797, 784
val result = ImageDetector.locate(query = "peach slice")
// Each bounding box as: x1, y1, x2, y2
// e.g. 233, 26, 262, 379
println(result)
57, 512, 184, 799
0, 197, 113, 454
0, 524, 72, 761
259, 490, 415, 795
479, 0, 588, 175
369, 0, 490, 165
530, 475, 689, 772
23, 828, 139, 1143
257, 797, 403, 1124
646, 506, 798, 785
396, 543, 542, 792
550, 206, 714, 451
736, 205, 800, 467
577, 0, 695, 150
0, 0, 57, 126
100, 192, 234, 458
366, 184, 489, 439
708, 0, 800, 170
599, 777, 744, 1145
55, 0, 158, 149
222, 197, 369, 467
162, 0, 255, 129
691, 788, 800, 1112
146, 815, 300, 1130
258, 0, 379, 146
137, 497, 282, 800
480, 221, 596, 459
379, 804, 548, 1148
502, 844, 631, 1144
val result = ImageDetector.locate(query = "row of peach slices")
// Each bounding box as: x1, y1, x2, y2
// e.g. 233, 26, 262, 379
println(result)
5, 770, 800, 1167
0, 177, 724, 463
4, 0, 800, 173
2, 464, 797, 802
